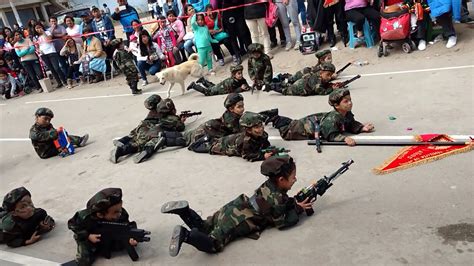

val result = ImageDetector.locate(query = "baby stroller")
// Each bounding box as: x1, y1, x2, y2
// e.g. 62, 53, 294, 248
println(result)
378, 4, 416, 57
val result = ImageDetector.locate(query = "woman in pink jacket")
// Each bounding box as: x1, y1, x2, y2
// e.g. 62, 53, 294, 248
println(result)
345, 0, 381, 41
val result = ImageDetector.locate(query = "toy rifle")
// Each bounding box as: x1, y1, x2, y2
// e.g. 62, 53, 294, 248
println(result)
339, 74, 361, 88
261, 146, 291, 156
251, 80, 264, 95
93, 221, 151, 261
308, 140, 471, 146
180, 110, 202, 119
312, 119, 322, 153
336, 62, 351, 75
53, 127, 74, 157
295, 159, 353, 216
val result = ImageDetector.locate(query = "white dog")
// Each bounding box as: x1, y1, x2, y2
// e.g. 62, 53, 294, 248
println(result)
155, 53, 202, 98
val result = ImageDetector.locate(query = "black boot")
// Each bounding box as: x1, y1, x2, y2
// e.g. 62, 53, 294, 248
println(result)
169, 226, 215, 257
188, 135, 211, 153
113, 136, 132, 148
264, 82, 283, 93
259, 109, 279, 125
197, 77, 215, 87
161, 201, 204, 230
130, 81, 142, 95
163, 131, 187, 147
110, 143, 138, 163
327, 27, 337, 47
134, 135, 166, 163
187, 82, 196, 91
273, 115, 293, 129
188, 83, 208, 95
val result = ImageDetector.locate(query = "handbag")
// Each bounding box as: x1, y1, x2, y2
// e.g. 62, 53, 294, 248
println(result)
265, 1, 279, 28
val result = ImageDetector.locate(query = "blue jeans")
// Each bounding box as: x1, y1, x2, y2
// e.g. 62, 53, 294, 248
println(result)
137, 60, 162, 82
184, 39, 195, 55
297, 0, 307, 25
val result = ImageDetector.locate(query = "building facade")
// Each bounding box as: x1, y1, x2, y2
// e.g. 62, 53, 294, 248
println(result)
0, 0, 66, 28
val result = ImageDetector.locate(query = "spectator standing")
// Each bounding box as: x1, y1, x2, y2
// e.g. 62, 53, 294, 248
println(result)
188, 0, 210, 12
48, 17, 67, 55
148, 0, 157, 19
34, 23, 67, 88
427, 0, 460, 48
91, 6, 116, 72
162, 0, 184, 17
192, 13, 219, 74
217, 0, 252, 56
26, 19, 37, 39
64, 16, 83, 46
244, 0, 272, 58
80, 12, 94, 30
166, 10, 187, 61
273, 0, 302, 51
155, 16, 180, 67
13, 31, 43, 92
137, 30, 165, 86
103, 3, 112, 16
307, 0, 348, 47
111, 0, 140, 40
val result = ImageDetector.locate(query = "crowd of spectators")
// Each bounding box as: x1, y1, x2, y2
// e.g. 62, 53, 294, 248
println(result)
0, 0, 470, 100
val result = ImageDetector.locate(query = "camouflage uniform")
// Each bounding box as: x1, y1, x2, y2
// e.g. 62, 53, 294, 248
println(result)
162, 156, 303, 254
208, 112, 271, 162
287, 49, 332, 84
247, 43, 273, 85
272, 89, 364, 140
68, 188, 135, 265
29, 108, 82, 159
274, 63, 336, 96
0, 187, 54, 247
190, 65, 250, 96
186, 93, 243, 149
111, 39, 140, 94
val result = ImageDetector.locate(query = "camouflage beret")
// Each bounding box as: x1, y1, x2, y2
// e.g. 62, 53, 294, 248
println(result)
248, 43, 264, 54
328, 89, 351, 106
261, 155, 294, 177
86, 188, 122, 213
110, 38, 123, 46
239, 111, 264, 128
319, 62, 336, 73
35, 107, 54, 118
156, 98, 176, 115
2, 187, 31, 212
315, 49, 331, 59
230, 64, 244, 74
144, 94, 162, 110
224, 93, 244, 108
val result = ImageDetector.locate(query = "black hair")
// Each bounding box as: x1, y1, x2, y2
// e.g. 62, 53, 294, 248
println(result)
13, 30, 24, 38
196, 13, 205, 21
33, 23, 46, 37
267, 158, 296, 183
139, 30, 153, 57
158, 16, 166, 21
82, 26, 92, 34
64, 16, 75, 24
166, 10, 177, 17
49, 16, 58, 22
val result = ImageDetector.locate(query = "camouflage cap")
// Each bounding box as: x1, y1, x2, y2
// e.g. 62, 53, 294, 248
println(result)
239, 111, 264, 128
319, 62, 336, 73
328, 89, 351, 106
224, 93, 244, 108
230, 64, 244, 75
86, 188, 123, 213
156, 98, 176, 115
315, 49, 331, 59
247, 43, 264, 54
110, 38, 123, 47
144, 94, 162, 110
35, 107, 54, 118
2, 187, 31, 212
261, 155, 294, 177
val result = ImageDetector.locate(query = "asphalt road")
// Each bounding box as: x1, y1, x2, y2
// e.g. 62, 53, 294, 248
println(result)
0, 23, 473, 265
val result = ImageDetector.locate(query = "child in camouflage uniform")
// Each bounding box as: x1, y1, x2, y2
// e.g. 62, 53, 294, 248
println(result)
264, 63, 342, 96
0, 187, 55, 247
187, 65, 250, 96
187, 93, 245, 152
161, 155, 313, 255
265, 89, 374, 145
111, 97, 188, 164
285, 49, 337, 84
111, 38, 142, 95
68, 188, 141, 265
29, 108, 89, 159
247, 43, 273, 90
189, 112, 272, 162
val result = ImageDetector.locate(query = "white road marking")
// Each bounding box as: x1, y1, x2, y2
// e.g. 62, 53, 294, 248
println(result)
1, 135, 472, 142
24, 91, 173, 105
0, 250, 60, 265
341, 65, 474, 78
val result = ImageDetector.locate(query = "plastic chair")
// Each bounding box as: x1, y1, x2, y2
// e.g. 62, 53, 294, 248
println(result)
347, 19, 376, 49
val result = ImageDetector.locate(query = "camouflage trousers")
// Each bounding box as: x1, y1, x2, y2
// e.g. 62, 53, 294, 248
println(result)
202, 194, 263, 251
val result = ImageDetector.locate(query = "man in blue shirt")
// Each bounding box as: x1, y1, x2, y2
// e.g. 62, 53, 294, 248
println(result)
111, 0, 140, 40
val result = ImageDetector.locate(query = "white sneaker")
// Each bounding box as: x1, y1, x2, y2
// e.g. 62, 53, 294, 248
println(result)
141, 80, 148, 87
209, 70, 216, 75
418, 40, 426, 51
446, 36, 457, 48
285, 42, 293, 51
294, 41, 301, 50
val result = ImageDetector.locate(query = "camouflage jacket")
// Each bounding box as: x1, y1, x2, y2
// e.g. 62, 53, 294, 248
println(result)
130, 111, 184, 148
187, 111, 241, 143
204, 180, 302, 250
113, 49, 138, 78
29, 123, 59, 159
67, 208, 131, 243
209, 131, 271, 161
282, 72, 333, 96
208, 77, 250, 96
279, 110, 364, 141
248, 54, 273, 84
0, 208, 48, 247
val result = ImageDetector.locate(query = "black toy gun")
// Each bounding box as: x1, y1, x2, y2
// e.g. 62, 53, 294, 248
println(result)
313, 122, 322, 153
251, 80, 265, 95
336, 62, 352, 75
261, 146, 291, 156
94, 221, 151, 261
331, 74, 361, 89
295, 159, 354, 216
180, 110, 202, 119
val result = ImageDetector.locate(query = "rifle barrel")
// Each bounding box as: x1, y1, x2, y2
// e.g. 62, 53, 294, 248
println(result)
308, 140, 471, 146
336, 62, 351, 74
